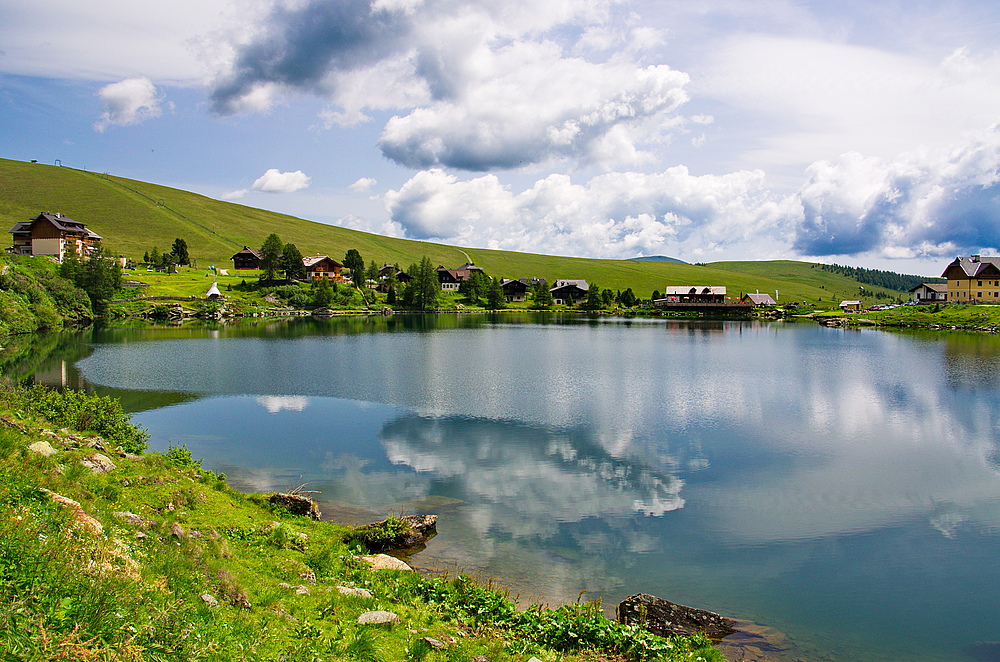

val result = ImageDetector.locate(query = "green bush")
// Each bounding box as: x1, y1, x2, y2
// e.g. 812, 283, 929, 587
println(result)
0, 384, 149, 453
164, 443, 201, 468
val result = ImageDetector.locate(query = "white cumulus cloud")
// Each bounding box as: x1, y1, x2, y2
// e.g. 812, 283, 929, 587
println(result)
794, 124, 1000, 259
385, 166, 798, 259
349, 177, 377, 192
252, 169, 311, 193
209, 0, 690, 171
93, 77, 162, 132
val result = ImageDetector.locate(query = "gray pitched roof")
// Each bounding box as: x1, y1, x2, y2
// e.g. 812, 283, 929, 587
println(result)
942, 256, 1000, 278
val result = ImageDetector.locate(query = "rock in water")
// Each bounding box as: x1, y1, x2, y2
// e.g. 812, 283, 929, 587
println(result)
268, 492, 321, 520
616, 593, 736, 639
352, 514, 437, 552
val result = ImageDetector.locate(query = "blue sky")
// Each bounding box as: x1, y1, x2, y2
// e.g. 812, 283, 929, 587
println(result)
2, 0, 1000, 274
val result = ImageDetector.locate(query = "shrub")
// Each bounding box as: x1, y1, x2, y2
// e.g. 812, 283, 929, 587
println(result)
0, 384, 149, 453
164, 443, 201, 468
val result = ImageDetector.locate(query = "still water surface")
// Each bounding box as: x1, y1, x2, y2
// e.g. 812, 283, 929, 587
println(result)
17, 315, 1000, 662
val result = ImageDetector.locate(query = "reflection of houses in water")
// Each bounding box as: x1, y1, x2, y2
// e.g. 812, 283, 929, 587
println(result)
942, 334, 1000, 390
32, 359, 88, 390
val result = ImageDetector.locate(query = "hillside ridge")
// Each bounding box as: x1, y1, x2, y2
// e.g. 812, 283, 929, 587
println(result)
0, 158, 936, 305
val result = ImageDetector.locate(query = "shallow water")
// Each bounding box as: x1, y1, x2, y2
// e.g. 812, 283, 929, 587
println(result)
19, 315, 1000, 662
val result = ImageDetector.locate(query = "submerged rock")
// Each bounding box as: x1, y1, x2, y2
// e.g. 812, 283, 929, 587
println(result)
616, 593, 736, 639
351, 514, 437, 552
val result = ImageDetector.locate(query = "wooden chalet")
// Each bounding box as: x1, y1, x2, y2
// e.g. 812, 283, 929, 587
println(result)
839, 300, 862, 312
941, 255, 1000, 302
302, 255, 344, 281
663, 286, 727, 303
501, 278, 545, 302
436, 266, 466, 291
231, 246, 262, 270
501, 278, 529, 302
742, 292, 777, 306
550, 279, 589, 305
908, 282, 948, 303
8, 212, 102, 261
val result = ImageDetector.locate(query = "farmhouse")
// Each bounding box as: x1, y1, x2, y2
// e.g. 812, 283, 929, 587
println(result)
302, 256, 344, 281
909, 282, 948, 303
550, 279, 589, 305
436, 263, 485, 291
7, 212, 102, 261
231, 247, 262, 270
742, 292, 777, 306
940, 255, 1000, 302
500, 278, 545, 302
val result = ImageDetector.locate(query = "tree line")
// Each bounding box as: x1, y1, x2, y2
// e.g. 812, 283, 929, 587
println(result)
817, 263, 944, 292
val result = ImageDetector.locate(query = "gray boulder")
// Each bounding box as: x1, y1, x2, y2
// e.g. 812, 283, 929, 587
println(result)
616, 593, 736, 639
357, 610, 400, 626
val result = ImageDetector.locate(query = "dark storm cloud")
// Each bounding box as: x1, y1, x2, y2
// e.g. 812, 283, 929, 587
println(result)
210, 0, 412, 115
793, 134, 1000, 257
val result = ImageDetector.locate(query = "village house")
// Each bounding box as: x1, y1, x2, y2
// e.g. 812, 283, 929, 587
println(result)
500, 278, 545, 302
940, 255, 1000, 302
302, 255, 344, 281
231, 246, 262, 270
436, 263, 485, 291
908, 282, 948, 303
742, 292, 777, 306
550, 279, 589, 305
7, 212, 102, 261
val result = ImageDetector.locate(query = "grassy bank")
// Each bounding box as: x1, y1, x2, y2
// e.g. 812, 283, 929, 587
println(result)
0, 384, 724, 662
815, 303, 1000, 331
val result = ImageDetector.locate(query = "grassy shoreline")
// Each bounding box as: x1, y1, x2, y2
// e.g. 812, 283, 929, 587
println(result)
0, 383, 724, 662
814, 303, 1000, 332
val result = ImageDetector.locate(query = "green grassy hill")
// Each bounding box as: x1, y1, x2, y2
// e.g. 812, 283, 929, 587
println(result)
0, 158, 933, 306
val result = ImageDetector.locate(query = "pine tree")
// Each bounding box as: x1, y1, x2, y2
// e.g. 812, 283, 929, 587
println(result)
530, 280, 553, 308
343, 249, 365, 287
486, 277, 505, 309
170, 238, 190, 266
409, 256, 439, 311
259, 233, 284, 281
281, 243, 305, 281
585, 283, 603, 311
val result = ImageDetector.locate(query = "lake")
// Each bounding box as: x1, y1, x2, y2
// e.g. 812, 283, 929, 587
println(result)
12, 314, 1000, 662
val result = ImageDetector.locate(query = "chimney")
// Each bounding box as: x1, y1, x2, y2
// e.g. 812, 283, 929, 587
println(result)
972, 254, 981, 262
